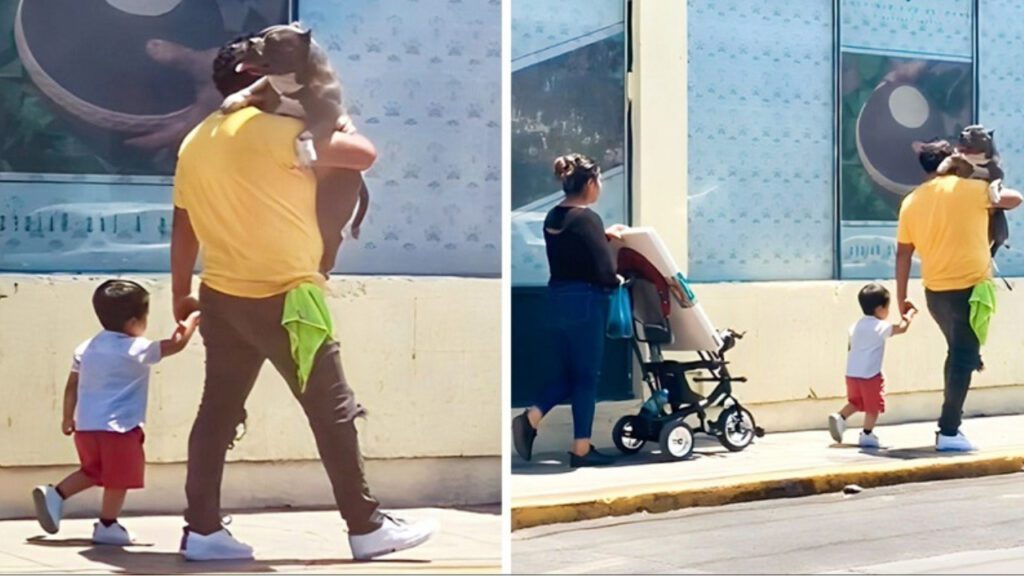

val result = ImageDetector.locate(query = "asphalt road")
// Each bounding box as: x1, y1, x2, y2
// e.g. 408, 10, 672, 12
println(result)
512, 474, 1024, 574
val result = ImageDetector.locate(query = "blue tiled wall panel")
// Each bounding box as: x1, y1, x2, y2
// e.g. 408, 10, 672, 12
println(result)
687, 0, 835, 281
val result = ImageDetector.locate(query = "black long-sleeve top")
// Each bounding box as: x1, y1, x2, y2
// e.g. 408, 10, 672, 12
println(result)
543, 206, 619, 288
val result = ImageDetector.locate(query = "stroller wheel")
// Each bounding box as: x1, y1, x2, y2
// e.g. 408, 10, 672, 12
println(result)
658, 420, 695, 461
717, 406, 756, 452
612, 416, 646, 454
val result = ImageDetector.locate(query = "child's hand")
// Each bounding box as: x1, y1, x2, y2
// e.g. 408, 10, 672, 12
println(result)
899, 299, 918, 316
61, 418, 75, 436
174, 311, 201, 343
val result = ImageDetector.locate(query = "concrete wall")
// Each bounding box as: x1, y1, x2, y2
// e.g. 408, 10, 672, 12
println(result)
0, 275, 500, 519
525, 278, 1024, 454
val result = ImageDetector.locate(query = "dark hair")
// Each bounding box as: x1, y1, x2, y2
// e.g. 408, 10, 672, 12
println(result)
553, 153, 600, 196
212, 34, 260, 97
93, 280, 150, 332
916, 140, 953, 174
857, 282, 890, 316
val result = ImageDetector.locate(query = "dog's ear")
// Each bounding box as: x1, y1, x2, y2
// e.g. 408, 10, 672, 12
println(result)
290, 21, 312, 42
987, 129, 996, 138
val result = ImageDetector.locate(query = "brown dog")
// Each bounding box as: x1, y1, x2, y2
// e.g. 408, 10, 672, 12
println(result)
221, 23, 369, 276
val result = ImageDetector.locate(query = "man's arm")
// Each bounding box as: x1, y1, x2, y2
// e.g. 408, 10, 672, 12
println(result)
171, 207, 200, 322
895, 242, 917, 315
314, 132, 377, 171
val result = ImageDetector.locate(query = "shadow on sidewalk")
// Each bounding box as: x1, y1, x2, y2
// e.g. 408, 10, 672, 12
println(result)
513, 437, 734, 475
25, 537, 430, 574
858, 446, 967, 460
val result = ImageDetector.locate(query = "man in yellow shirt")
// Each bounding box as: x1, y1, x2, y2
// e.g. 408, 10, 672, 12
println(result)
895, 140, 1021, 451
170, 38, 434, 561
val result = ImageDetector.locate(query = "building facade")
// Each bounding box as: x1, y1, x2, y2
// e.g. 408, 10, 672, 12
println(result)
512, 0, 1024, 453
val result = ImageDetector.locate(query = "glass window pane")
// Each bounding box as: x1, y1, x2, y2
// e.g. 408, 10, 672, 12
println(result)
300, 1, 502, 275
687, 0, 835, 282
979, 0, 1024, 276
0, 1, 291, 272
839, 0, 974, 280
511, 0, 627, 287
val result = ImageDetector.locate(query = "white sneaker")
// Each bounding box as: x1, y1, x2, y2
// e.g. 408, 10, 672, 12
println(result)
32, 485, 63, 534
936, 432, 975, 452
859, 431, 880, 448
180, 528, 254, 561
349, 515, 437, 561
92, 521, 134, 546
828, 413, 846, 443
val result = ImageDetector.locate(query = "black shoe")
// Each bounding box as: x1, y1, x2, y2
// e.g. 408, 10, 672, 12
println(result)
569, 445, 615, 468
512, 411, 537, 461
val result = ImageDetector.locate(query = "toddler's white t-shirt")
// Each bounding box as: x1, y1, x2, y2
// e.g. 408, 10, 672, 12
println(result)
846, 316, 892, 379
72, 331, 161, 433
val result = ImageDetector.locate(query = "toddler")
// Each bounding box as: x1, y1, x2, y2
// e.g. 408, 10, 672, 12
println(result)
32, 279, 199, 545
828, 283, 914, 448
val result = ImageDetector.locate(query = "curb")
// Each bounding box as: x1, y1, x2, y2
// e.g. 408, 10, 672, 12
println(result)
511, 450, 1024, 531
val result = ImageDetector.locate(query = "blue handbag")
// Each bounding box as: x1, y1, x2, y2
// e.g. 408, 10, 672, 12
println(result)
606, 285, 634, 339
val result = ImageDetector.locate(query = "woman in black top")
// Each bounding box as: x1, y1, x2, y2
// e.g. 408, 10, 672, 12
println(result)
512, 153, 622, 468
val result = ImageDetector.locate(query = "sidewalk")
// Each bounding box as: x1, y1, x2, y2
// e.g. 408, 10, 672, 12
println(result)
512, 414, 1024, 530
0, 507, 500, 574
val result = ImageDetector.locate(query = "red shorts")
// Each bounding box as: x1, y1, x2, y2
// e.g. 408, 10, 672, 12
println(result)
846, 373, 886, 414
74, 427, 145, 489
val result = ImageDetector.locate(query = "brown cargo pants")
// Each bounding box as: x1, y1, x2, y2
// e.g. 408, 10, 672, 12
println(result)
184, 284, 383, 535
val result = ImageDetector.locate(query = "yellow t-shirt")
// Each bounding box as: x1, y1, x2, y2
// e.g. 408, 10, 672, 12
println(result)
896, 175, 991, 291
174, 108, 323, 298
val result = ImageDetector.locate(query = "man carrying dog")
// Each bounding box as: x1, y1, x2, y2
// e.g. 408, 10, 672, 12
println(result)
171, 37, 435, 561
896, 140, 1022, 452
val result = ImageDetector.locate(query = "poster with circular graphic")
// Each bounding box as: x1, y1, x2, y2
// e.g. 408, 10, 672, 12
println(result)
0, 0, 290, 182
840, 53, 973, 278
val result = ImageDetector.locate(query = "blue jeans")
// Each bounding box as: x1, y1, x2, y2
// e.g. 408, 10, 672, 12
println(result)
534, 282, 610, 440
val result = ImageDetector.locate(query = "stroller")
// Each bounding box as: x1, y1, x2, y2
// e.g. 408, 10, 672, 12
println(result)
610, 241, 765, 461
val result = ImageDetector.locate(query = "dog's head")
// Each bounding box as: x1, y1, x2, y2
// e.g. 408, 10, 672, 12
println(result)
958, 125, 996, 157
233, 22, 312, 76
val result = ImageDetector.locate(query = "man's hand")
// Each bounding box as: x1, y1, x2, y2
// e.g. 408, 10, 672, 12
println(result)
125, 40, 221, 150
174, 295, 200, 323
61, 418, 75, 436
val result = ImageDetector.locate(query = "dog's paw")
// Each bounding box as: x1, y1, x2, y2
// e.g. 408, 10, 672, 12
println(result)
295, 138, 318, 166
220, 93, 250, 114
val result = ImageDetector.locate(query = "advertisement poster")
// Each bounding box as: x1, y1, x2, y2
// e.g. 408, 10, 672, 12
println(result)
839, 0, 974, 279
0, 0, 290, 272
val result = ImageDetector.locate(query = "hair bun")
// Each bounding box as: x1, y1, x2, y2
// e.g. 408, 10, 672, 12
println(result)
553, 154, 576, 180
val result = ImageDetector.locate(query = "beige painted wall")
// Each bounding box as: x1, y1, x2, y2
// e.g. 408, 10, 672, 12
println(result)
522, 278, 1024, 455
631, 0, 688, 271
0, 275, 500, 516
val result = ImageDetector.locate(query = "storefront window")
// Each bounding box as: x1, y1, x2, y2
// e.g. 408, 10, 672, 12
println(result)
510, 0, 628, 286
510, 0, 632, 406
687, 0, 835, 282
839, 0, 974, 279
979, 0, 1024, 277
0, 0, 501, 276
0, 0, 291, 272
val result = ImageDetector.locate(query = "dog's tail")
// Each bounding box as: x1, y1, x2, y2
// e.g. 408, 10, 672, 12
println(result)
351, 179, 370, 238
